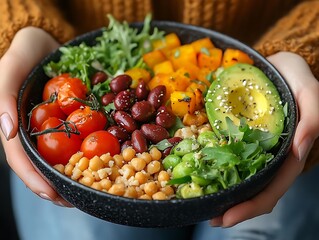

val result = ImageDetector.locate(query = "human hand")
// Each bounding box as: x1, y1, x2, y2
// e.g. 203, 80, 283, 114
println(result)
0, 27, 71, 207
211, 52, 319, 227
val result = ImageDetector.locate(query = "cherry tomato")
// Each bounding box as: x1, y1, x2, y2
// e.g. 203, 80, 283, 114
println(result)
42, 73, 71, 101
80, 130, 120, 158
40, 117, 63, 131
57, 77, 88, 115
37, 117, 82, 165
30, 101, 66, 131
66, 106, 108, 139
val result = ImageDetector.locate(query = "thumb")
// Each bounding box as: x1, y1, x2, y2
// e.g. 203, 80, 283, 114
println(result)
267, 52, 319, 162
0, 27, 59, 139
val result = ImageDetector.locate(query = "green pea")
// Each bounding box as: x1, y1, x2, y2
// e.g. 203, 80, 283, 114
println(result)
178, 182, 203, 199
162, 155, 182, 170
181, 152, 195, 163
197, 131, 219, 147
204, 183, 219, 195
172, 160, 195, 179
191, 175, 212, 186
173, 138, 200, 156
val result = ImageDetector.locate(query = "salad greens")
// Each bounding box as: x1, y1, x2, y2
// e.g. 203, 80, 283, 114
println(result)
165, 117, 275, 198
44, 14, 164, 92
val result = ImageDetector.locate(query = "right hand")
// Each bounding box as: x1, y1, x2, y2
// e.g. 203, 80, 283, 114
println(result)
0, 27, 71, 207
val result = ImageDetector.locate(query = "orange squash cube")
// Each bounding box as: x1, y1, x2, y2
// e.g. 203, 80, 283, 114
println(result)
198, 48, 223, 71
191, 37, 215, 53
170, 91, 196, 117
169, 44, 197, 70
222, 48, 254, 68
143, 50, 166, 69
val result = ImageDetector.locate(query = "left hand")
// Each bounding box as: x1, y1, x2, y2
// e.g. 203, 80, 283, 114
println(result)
211, 51, 319, 227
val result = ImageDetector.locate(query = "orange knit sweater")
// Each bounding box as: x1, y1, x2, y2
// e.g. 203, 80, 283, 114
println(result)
0, 0, 318, 169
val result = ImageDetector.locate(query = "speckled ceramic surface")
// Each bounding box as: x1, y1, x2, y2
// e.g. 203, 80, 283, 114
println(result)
17, 21, 297, 228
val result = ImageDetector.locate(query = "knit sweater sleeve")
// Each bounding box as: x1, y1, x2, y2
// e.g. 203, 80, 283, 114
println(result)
0, 0, 75, 57
254, 1, 319, 170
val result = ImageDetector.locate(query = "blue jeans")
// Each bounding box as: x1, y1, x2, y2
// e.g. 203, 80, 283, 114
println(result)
11, 165, 319, 240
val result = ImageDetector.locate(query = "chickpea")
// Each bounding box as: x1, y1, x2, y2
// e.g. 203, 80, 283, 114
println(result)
109, 166, 120, 181
99, 179, 112, 191
139, 194, 152, 200
71, 167, 82, 180
144, 182, 158, 196
91, 182, 102, 191
53, 164, 65, 174
161, 186, 175, 197
89, 156, 105, 171
130, 157, 146, 171
135, 172, 148, 185
69, 152, 83, 165
138, 152, 152, 164
157, 170, 170, 182
121, 164, 135, 179
64, 163, 74, 176
122, 147, 136, 162
113, 154, 124, 167
124, 186, 138, 198
146, 160, 161, 175
79, 176, 94, 187
108, 183, 125, 196
77, 157, 90, 171
152, 191, 167, 200
149, 147, 162, 161
100, 153, 113, 165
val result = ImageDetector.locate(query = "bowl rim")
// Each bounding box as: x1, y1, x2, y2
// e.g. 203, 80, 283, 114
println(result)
17, 20, 298, 206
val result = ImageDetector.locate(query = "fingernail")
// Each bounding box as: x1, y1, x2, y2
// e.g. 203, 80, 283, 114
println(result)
0, 113, 13, 140
53, 200, 67, 207
298, 138, 314, 162
210, 216, 223, 227
39, 192, 52, 201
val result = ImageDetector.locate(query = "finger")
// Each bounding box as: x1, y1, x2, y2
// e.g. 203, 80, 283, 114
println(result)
1, 134, 72, 207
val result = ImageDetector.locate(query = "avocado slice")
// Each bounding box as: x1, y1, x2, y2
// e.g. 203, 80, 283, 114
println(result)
205, 63, 285, 150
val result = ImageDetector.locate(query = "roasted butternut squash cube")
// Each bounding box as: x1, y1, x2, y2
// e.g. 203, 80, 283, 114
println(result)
170, 91, 196, 117
125, 68, 151, 88
190, 37, 215, 53
222, 48, 254, 68
198, 48, 223, 71
169, 44, 197, 70
153, 60, 174, 75
143, 50, 166, 69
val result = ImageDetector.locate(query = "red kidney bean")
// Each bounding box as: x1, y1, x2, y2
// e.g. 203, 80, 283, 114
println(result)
113, 110, 138, 133
135, 81, 149, 101
101, 92, 116, 106
110, 74, 132, 94
140, 124, 169, 143
147, 85, 166, 109
167, 136, 183, 145
107, 125, 130, 143
131, 101, 155, 122
161, 137, 182, 157
162, 147, 173, 157
91, 71, 108, 85
121, 140, 132, 152
114, 89, 136, 111
155, 106, 176, 129
131, 130, 148, 153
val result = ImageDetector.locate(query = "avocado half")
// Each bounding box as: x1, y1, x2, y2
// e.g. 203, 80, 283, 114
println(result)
205, 63, 285, 149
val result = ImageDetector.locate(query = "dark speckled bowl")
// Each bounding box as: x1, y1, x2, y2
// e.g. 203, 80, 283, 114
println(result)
17, 21, 297, 228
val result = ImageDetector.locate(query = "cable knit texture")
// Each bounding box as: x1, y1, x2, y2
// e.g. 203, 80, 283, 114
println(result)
0, 0, 318, 169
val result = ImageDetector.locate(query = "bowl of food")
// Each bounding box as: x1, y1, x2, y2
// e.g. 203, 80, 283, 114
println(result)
18, 15, 297, 228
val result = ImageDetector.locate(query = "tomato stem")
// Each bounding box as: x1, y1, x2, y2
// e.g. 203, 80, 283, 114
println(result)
30, 120, 80, 138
